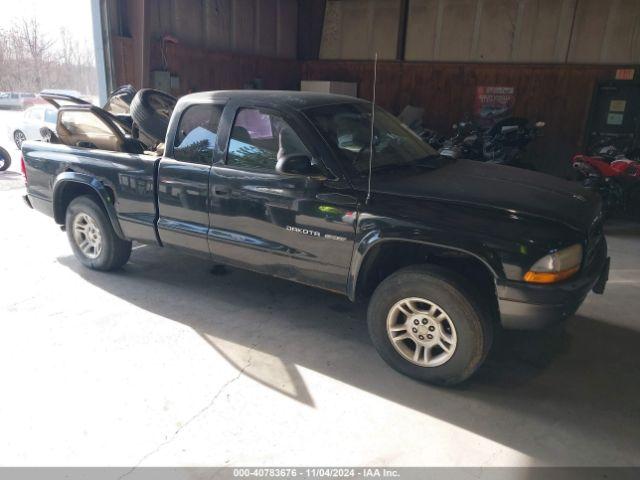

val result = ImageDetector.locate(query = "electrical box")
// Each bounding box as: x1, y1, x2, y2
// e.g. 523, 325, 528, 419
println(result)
170, 75, 180, 91
151, 70, 171, 93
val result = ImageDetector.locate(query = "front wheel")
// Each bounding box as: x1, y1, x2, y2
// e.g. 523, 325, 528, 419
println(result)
367, 265, 493, 385
65, 195, 132, 271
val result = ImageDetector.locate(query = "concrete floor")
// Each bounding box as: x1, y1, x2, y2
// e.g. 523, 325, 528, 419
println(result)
1, 162, 639, 468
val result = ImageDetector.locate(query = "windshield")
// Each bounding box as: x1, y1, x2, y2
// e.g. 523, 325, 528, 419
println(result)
304, 102, 437, 177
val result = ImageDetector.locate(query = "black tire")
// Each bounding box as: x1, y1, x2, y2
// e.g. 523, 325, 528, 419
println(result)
367, 265, 493, 386
130, 88, 176, 144
65, 195, 132, 271
0, 146, 11, 171
104, 84, 137, 114
14, 130, 26, 149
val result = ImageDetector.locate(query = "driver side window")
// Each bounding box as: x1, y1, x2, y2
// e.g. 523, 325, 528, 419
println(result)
227, 108, 310, 172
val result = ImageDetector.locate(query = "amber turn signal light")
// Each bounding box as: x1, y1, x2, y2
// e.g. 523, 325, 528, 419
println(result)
523, 266, 579, 284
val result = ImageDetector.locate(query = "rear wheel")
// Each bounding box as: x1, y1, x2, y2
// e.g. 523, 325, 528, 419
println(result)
0, 147, 11, 171
13, 130, 26, 149
367, 265, 493, 385
65, 195, 131, 271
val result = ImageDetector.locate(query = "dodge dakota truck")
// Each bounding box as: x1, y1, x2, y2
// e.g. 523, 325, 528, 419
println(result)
21, 90, 610, 385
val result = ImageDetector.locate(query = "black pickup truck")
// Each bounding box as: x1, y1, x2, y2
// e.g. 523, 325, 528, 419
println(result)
22, 90, 609, 385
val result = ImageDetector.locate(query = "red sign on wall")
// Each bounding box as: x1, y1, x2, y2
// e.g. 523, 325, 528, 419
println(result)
474, 86, 516, 127
615, 69, 635, 80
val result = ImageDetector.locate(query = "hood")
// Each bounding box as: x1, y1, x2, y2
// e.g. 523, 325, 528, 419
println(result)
368, 159, 600, 232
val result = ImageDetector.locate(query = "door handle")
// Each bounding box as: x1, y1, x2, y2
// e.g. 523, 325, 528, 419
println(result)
316, 193, 358, 207
213, 186, 230, 196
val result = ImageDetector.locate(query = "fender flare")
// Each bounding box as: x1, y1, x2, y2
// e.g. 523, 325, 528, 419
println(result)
52, 172, 126, 240
346, 230, 501, 301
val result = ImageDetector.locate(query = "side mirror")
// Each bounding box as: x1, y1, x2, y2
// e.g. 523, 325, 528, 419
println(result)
276, 154, 326, 179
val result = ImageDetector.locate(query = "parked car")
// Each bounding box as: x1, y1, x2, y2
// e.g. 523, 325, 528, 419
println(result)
0, 92, 40, 110
21, 91, 610, 386
12, 105, 58, 148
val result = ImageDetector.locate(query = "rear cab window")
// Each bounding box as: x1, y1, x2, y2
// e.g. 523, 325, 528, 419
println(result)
173, 104, 223, 164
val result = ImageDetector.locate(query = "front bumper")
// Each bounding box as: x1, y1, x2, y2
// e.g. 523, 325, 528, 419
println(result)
497, 239, 609, 330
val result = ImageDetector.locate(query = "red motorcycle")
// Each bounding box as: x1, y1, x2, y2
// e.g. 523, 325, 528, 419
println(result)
571, 150, 640, 219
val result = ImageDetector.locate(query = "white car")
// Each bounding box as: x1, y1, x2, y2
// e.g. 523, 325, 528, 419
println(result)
13, 106, 58, 149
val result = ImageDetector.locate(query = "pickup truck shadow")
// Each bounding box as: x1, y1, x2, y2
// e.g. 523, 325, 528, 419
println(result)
57, 248, 640, 464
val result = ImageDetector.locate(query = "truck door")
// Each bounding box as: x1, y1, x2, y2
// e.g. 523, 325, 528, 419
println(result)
208, 105, 357, 294
156, 104, 224, 255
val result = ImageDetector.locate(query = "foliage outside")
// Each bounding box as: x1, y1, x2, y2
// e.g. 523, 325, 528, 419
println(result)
0, 16, 97, 95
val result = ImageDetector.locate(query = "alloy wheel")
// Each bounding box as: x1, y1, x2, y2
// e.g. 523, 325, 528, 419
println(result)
14, 131, 26, 149
72, 213, 102, 259
386, 297, 458, 367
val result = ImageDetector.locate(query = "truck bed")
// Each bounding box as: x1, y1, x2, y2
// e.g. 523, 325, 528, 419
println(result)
22, 141, 161, 244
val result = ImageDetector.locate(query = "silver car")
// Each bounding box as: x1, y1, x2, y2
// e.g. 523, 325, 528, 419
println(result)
13, 106, 58, 149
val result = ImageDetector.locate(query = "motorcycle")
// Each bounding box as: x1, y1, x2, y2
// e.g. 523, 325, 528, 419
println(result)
0, 146, 11, 171
585, 133, 640, 162
397, 106, 447, 150
439, 117, 545, 169
572, 151, 640, 219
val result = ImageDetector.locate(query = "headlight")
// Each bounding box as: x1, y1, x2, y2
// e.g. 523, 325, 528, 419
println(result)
523, 244, 583, 284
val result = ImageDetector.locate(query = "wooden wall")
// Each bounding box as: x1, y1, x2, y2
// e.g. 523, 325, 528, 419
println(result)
320, 0, 640, 65
302, 60, 626, 174
127, 39, 630, 174
147, 0, 298, 59
149, 42, 301, 95
112, 37, 137, 88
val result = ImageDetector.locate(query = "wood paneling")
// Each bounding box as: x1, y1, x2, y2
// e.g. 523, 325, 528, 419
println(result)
143, 0, 298, 59
320, 0, 401, 60
111, 36, 137, 88
149, 42, 301, 95
302, 60, 626, 173
327, 0, 640, 64
120, 38, 632, 174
